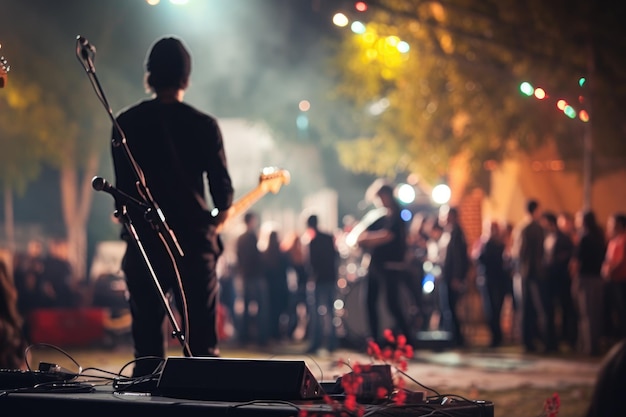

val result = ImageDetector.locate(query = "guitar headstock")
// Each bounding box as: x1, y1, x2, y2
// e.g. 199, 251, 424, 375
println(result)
258, 167, 290, 194
0, 51, 9, 89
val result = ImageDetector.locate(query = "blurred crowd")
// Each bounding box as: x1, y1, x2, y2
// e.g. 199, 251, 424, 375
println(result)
2, 195, 626, 371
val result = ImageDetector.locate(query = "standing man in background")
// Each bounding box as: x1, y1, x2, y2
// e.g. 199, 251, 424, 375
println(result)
437, 206, 469, 347
111, 37, 234, 376
357, 181, 415, 346
303, 214, 339, 355
236, 211, 269, 347
518, 199, 545, 353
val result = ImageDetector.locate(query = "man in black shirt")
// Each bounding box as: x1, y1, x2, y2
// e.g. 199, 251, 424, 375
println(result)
518, 199, 545, 352
357, 182, 414, 346
235, 211, 269, 347
437, 206, 470, 347
111, 37, 234, 376
304, 214, 339, 354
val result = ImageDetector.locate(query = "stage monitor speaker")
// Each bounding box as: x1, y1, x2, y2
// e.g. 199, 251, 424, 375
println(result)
157, 356, 325, 401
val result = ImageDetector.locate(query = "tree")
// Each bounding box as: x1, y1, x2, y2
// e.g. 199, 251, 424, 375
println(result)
0, 32, 110, 280
0, 73, 54, 253
331, 0, 626, 191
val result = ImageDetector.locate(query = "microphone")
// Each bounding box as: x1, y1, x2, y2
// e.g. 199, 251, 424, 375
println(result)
92, 176, 150, 211
76, 35, 96, 59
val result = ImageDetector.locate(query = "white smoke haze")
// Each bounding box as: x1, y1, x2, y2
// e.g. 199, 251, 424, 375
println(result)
0, 0, 368, 243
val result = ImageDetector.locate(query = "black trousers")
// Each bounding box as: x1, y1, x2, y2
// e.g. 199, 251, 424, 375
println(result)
366, 265, 413, 343
122, 234, 219, 376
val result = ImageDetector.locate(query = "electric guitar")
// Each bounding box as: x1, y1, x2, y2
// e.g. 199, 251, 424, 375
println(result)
215, 167, 290, 233
0, 54, 9, 88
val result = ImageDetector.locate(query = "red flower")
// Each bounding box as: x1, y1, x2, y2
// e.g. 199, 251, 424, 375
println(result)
344, 394, 357, 411
543, 392, 560, 417
404, 344, 414, 358
376, 386, 389, 399
383, 328, 395, 343
394, 389, 407, 405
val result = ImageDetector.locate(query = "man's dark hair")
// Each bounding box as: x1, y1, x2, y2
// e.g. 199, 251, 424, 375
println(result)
244, 212, 257, 225
146, 37, 191, 90
307, 215, 319, 230
527, 199, 539, 215
542, 211, 558, 226
613, 213, 626, 231
448, 207, 459, 221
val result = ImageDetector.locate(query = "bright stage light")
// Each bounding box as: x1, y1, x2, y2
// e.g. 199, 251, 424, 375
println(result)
431, 184, 451, 205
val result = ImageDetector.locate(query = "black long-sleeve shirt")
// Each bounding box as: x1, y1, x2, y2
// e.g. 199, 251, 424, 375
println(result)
112, 99, 233, 254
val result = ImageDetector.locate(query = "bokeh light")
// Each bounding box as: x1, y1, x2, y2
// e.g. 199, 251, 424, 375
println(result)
333, 13, 349, 27
351, 21, 366, 34
431, 184, 451, 205
298, 100, 311, 112
397, 183, 416, 204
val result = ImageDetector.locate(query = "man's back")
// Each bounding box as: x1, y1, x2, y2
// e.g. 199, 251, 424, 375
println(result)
236, 230, 262, 279
308, 231, 337, 283
520, 220, 545, 280
114, 99, 232, 239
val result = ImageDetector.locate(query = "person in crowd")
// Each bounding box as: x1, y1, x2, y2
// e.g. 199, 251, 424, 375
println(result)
601, 213, 626, 343
436, 206, 470, 347
518, 199, 546, 353
558, 211, 578, 246
260, 229, 291, 342
110, 36, 234, 376
405, 213, 433, 332
13, 240, 52, 341
501, 222, 518, 338
40, 238, 78, 308
281, 231, 309, 341
357, 180, 415, 346
0, 258, 28, 370
475, 220, 509, 348
303, 214, 339, 354
571, 210, 606, 356
540, 211, 577, 352
236, 211, 269, 347
425, 219, 445, 328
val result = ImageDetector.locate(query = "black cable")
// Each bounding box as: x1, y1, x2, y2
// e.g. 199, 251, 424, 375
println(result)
394, 367, 441, 397
23, 343, 83, 375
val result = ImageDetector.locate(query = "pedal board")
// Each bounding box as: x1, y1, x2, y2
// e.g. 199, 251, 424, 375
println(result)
0, 369, 72, 390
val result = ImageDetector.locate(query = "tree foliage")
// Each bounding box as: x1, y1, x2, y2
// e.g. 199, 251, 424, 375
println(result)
332, 0, 626, 186
0, 30, 111, 278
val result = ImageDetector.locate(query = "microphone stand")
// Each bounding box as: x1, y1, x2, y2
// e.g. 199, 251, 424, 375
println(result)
75, 35, 191, 357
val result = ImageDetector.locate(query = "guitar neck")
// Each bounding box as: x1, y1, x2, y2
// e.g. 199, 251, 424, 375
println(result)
216, 186, 268, 233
